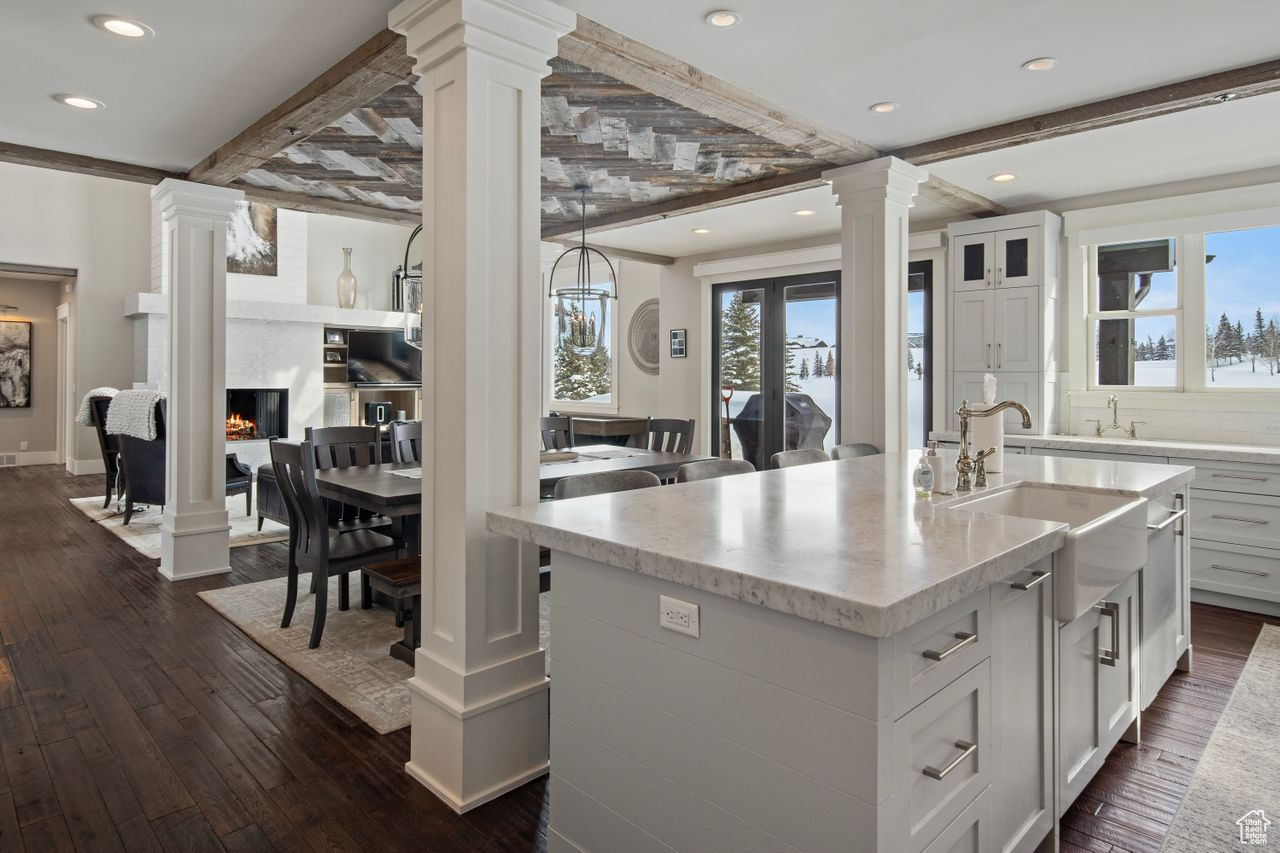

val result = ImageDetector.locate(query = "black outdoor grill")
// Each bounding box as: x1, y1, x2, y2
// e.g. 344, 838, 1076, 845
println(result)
731, 392, 833, 466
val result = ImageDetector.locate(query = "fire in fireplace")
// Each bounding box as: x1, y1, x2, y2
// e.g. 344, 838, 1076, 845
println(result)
226, 388, 288, 442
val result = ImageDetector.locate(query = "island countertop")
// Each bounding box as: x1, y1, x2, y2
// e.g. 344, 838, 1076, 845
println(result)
487, 452, 1194, 638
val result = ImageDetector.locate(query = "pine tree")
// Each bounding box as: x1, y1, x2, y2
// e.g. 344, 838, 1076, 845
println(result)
1207, 324, 1218, 382
1155, 335, 1170, 361
811, 350, 824, 378
720, 292, 761, 391
1253, 308, 1267, 373
1236, 321, 1246, 365
1268, 319, 1280, 376
783, 345, 800, 393
799, 358, 810, 380
825, 350, 836, 377
553, 335, 612, 400
907, 345, 916, 373
1214, 313, 1234, 367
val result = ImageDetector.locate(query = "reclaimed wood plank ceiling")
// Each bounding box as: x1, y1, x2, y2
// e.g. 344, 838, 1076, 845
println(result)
232, 58, 832, 229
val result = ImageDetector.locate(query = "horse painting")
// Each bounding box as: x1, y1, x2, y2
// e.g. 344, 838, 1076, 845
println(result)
0, 321, 32, 408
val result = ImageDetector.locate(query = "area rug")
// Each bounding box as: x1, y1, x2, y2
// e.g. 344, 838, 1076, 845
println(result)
1161, 625, 1280, 851
71, 493, 289, 559
199, 573, 552, 735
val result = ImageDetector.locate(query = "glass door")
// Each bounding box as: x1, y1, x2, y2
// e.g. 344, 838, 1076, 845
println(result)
713, 273, 840, 469
907, 259, 933, 448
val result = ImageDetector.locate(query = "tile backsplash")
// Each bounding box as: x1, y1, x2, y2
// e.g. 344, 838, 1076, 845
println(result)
1062, 402, 1280, 447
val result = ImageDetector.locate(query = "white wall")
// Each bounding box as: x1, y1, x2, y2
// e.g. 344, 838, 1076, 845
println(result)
0, 162, 151, 470
0, 277, 63, 458
615, 260, 661, 416
306, 214, 417, 311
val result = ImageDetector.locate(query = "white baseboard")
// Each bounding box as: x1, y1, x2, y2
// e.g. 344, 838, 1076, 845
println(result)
0, 450, 60, 467
69, 457, 106, 476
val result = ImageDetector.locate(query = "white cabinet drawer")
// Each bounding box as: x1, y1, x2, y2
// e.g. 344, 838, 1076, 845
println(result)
1174, 457, 1280, 498
1191, 491, 1280, 550
922, 785, 991, 853
891, 659, 991, 853
892, 587, 991, 715
1190, 540, 1280, 604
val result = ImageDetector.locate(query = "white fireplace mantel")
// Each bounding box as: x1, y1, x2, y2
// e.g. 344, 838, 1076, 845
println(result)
124, 290, 407, 329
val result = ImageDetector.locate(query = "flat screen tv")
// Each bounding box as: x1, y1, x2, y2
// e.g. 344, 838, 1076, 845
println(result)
346, 330, 421, 386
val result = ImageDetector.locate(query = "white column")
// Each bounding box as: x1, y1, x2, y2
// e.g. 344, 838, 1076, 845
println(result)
827, 157, 928, 453
390, 0, 575, 813
152, 178, 242, 581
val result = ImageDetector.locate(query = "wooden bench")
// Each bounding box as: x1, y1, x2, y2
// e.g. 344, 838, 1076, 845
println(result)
360, 558, 422, 664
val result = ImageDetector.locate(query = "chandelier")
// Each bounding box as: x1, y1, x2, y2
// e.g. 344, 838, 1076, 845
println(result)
549, 188, 617, 357
401, 224, 423, 350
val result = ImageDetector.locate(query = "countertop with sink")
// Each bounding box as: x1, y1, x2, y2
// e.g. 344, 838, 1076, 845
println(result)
488, 451, 1193, 637
929, 430, 1280, 463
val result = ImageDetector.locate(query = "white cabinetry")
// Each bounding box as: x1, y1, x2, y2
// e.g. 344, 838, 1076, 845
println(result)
948, 212, 1060, 435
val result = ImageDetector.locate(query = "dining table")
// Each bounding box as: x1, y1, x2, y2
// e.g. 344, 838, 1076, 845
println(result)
538, 444, 713, 495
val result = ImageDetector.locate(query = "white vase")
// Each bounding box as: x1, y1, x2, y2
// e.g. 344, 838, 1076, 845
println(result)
336, 247, 358, 309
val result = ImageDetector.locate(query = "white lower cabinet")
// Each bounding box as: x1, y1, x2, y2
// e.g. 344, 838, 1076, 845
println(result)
1057, 572, 1139, 818
922, 786, 992, 853
991, 560, 1053, 853
1141, 492, 1190, 709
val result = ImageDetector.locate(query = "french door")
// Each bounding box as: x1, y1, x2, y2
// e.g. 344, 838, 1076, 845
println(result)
907, 259, 934, 447
711, 272, 840, 470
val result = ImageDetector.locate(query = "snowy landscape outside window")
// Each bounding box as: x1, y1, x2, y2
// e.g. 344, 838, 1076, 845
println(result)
1204, 225, 1280, 388
1090, 238, 1180, 388
549, 294, 614, 405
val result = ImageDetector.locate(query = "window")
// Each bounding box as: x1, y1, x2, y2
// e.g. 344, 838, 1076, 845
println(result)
1089, 238, 1179, 388
548, 293, 615, 407
1204, 225, 1280, 388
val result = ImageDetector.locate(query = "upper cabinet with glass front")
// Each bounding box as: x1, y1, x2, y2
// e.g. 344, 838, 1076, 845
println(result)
952, 224, 1045, 292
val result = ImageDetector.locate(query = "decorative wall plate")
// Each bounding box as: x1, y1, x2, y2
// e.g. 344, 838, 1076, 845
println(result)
627, 298, 660, 375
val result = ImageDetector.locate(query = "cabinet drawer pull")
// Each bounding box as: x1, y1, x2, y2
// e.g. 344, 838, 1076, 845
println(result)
986, 343, 992, 369
1209, 472, 1269, 482
922, 631, 977, 661
1097, 601, 1120, 667
923, 740, 977, 780
1011, 570, 1050, 590
1209, 563, 1271, 578
1211, 514, 1270, 525
1147, 508, 1187, 533
986, 267, 992, 288
997, 342, 1003, 368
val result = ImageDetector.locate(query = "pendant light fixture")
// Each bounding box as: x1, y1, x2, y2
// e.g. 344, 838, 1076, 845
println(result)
549, 188, 617, 357
401, 224, 423, 350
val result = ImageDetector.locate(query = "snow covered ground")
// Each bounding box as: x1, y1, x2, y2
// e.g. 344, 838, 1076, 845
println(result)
1135, 357, 1280, 387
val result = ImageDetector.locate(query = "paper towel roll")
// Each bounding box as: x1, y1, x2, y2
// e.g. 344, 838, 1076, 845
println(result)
971, 408, 1004, 472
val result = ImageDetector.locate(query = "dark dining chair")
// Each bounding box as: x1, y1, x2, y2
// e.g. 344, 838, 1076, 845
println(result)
553, 469, 661, 500
117, 400, 167, 525
305, 425, 381, 468
832, 443, 881, 460
540, 415, 575, 451
644, 418, 695, 454
676, 458, 755, 483
89, 396, 122, 508
772, 448, 831, 469
270, 440, 400, 649
390, 421, 421, 463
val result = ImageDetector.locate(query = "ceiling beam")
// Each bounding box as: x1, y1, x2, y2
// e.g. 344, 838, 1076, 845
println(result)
556, 16, 1003, 223
0, 140, 179, 184
240, 186, 420, 226
186, 28, 414, 185
555, 242, 675, 266
890, 58, 1280, 165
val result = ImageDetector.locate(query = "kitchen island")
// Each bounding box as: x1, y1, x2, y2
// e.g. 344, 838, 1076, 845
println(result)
488, 452, 1194, 853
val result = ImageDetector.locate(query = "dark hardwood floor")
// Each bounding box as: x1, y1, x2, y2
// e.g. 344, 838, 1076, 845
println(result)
1, 463, 1275, 852
0, 464, 547, 853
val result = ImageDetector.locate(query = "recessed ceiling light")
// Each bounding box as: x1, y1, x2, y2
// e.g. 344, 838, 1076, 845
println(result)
691, 227, 711, 234
1021, 57, 1056, 72
704, 10, 741, 27
92, 16, 154, 38
989, 173, 1018, 183
54, 94, 104, 110
793, 209, 817, 217
869, 101, 899, 113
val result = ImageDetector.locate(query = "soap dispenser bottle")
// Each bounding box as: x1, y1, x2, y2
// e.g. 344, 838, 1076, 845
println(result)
913, 454, 935, 499
925, 442, 943, 492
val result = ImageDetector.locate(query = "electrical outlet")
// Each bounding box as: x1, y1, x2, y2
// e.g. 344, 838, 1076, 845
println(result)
659, 595, 700, 638
18, 441, 28, 451
1264, 423, 1280, 434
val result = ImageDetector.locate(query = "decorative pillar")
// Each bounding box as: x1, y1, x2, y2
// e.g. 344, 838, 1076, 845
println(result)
152, 179, 242, 581
390, 0, 575, 812
826, 157, 928, 453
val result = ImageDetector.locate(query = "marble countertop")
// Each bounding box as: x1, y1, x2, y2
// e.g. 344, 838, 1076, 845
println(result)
929, 431, 1280, 464
487, 452, 1194, 638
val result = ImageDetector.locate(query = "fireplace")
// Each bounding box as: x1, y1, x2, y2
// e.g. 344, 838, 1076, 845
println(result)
226, 388, 288, 442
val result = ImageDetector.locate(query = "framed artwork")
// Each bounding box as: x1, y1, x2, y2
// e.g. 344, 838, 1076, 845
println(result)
325, 329, 344, 345
226, 200, 279, 276
670, 328, 687, 358
0, 320, 32, 408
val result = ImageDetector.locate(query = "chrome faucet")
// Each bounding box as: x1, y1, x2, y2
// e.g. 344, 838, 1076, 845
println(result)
956, 399, 1033, 491
1087, 394, 1144, 439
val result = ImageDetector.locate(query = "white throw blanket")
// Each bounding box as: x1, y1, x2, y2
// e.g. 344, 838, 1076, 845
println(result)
105, 389, 166, 440
75, 387, 119, 426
